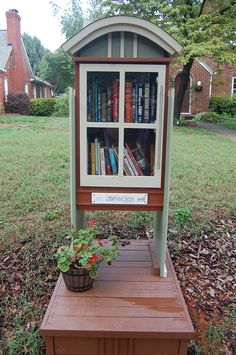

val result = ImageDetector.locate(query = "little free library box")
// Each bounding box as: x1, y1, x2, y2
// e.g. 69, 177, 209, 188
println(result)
40, 16, 194, 355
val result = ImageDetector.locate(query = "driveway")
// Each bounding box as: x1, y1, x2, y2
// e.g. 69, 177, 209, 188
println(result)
197, 122, 236, 142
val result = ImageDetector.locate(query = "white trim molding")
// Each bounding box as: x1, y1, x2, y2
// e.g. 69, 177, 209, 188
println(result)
232, 76, 236, 96
62, 16, 182, 56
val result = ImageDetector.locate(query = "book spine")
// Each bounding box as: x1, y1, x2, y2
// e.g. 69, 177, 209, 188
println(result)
144, 82, 150, 123
90, 142, 95, 175
95, 137, 99, 175
108, 148, 118, 175
124, 156, 135, 176
150, 84, 156, 123
123, 147, 139, 176
94, 81, 98, 122
112, 80, 119, 122
101, 92, 107, 122
100, 147, 106, 175
138, 83, 143, 123
125, 143, 144, 176
87, 88, 92, 122
107, 87, 112, 122
104, 147, 112, 175
125, 81, 133, 123
97, 86, 101, 122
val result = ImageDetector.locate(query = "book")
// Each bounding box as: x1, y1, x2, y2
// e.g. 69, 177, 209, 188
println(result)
123, 147, 139, 175
138, 82, 143, 123
144, 82, 150, 123
150, 84, 156, 123
149, 144, 155, 176
112, 80, 119, 122
90, 142, 95, 175
104, 147, 112, 175
107, 87, 112, 122
125, 143, 144, 176
101, 92, 107, 122
125, 81, 133, 123
100, 147, 106, 175
87, 87, 92, 122
108, 147, 118, 175
94, 137, 100, 175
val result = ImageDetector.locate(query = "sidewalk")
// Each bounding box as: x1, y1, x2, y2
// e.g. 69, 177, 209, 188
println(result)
197, 122, 236, 142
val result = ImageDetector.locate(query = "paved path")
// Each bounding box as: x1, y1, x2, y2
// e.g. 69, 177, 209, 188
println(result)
197, 122, 236, 142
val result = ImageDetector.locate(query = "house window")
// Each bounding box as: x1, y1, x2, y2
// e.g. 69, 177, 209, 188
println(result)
232, 77, 236, 96
24, 83, 29, 95
4, 78, 8, 98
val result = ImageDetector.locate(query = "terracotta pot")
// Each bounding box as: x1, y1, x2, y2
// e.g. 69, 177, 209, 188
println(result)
62, 267, 94, 292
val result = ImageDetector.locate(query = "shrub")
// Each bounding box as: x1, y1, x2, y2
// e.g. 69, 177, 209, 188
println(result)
194, 111, 221, 123
210, 95, 236, 116
30, 98, 55, 116
52, 95, 69, 117
4, 92, 30, 115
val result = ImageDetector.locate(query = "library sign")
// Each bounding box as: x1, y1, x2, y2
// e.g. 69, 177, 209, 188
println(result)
92, 193, 148, 205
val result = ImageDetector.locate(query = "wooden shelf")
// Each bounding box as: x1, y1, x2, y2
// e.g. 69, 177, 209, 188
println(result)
40, 241, 194, 355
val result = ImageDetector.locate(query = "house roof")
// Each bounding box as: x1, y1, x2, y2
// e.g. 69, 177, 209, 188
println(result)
0, 30, 12, 70
62, 16, 182, 56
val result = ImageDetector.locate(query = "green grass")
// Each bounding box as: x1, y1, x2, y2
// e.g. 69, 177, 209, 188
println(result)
171, 127, 236, 221
0, 116, 236, 353
216, 116, 236, 130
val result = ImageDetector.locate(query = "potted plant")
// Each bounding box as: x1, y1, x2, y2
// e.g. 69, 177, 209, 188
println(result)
56, 220, 119, 292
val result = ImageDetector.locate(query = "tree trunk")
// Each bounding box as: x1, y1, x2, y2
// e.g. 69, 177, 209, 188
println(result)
174, 58, 194, 124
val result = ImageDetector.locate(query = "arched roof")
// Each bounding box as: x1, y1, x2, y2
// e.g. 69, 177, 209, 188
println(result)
62, 16, 182, 56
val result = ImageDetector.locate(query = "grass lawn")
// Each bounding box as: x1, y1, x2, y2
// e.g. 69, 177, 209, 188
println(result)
0, 115, 235, 354
216, 116, 236, 130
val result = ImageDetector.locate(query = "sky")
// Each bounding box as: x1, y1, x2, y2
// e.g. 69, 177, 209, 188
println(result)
0, 0, 88, 52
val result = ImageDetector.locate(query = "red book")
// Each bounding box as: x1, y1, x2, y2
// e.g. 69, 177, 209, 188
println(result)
125, 143, 144, 176
112, 80, 119, 122
125, 81, 133, 123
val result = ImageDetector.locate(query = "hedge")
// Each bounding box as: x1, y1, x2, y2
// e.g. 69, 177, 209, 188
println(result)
209, 95, 236, 116
30, 98, 55, 116
52, 95, 69, 117
4, 92, 30, 115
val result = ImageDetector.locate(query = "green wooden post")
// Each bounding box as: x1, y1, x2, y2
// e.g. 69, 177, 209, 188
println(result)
152, 211, 162, 268
69, 88, 85, 229
159, 87, 175, 277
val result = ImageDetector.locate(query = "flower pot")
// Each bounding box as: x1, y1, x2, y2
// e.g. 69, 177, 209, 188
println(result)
62, 267, 94, 292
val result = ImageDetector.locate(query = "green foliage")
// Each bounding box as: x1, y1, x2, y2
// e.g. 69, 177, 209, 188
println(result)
210, 95, 236, 116
52, 95, 69, 117
43, 210, 60, 221
128, 211, 151, 230
56, 224, 120, 278
4, 92, 30, 115
89, 0, 236, 65
22, 33, 46, 75
30, 98, 55, 116
174, 207, 192, 226
50, 0, 84, 39
38, 49, 74, 95
195, 111, 221, 123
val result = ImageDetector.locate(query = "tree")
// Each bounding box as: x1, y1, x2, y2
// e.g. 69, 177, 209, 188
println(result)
89, 0, 236, 121
38, 49, 74, 95
22, 33, 46, 75
50, 0, 84, 39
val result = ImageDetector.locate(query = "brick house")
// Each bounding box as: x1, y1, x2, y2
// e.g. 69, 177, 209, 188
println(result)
0, 9, 52, 107
172, 59, 236, 116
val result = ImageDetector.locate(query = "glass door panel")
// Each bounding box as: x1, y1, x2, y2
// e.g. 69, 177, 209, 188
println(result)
87, 72, 120, 123
123, 129, 156, 177
124, 72, 158, 124
87, 128, 119, 176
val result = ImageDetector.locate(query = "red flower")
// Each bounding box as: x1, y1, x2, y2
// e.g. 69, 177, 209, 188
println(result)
88, 220, 97, 228
98, 240, 104, 247
72, 256, 76, 264
89, 254, 99, 264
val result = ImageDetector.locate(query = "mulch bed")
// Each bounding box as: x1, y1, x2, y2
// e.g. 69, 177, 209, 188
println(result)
0, 218, 235, 354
